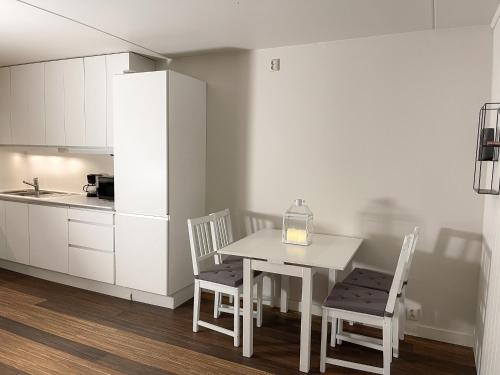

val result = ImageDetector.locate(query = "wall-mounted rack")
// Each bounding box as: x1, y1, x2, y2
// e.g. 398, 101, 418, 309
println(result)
474, 103, 500, 195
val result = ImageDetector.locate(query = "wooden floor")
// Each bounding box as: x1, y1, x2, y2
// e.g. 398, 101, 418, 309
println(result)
0, 268, 476, 375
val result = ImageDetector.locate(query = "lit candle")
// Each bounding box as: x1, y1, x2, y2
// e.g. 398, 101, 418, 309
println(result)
286, 228, 307, 244
295, 229, 307, 243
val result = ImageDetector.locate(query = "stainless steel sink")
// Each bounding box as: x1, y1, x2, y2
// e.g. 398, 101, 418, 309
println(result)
0, 189, 70, 198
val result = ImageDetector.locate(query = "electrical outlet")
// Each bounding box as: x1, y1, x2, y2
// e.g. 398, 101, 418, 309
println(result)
271, 58, 280, 71
407, 307, 420, 321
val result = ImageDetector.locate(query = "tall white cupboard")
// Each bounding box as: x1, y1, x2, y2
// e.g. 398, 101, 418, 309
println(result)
113, 70, 206, 297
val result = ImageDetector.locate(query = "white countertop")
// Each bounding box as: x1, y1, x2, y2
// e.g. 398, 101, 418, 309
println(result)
0, 191, 114, 211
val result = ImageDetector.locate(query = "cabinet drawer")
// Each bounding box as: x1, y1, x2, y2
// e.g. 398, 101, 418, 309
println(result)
68, 208, 113, 225
69, 246, 114, 284
68, 221, 114, 252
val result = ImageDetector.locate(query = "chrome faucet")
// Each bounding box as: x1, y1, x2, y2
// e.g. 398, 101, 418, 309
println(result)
23, 177, 40, 194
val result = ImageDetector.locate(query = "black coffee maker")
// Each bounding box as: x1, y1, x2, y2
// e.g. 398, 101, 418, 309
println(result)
83, 174, 102, 197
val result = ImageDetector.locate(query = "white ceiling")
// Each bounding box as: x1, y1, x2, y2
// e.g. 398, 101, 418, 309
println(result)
1, 0, 499, 66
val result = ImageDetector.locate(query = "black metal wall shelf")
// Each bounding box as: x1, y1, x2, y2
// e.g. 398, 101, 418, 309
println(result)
474, 103, 500, 195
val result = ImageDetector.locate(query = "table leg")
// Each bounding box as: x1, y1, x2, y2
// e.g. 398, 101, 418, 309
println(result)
328, 268, 337, 291
328, 269, 338, 347
243, 258, 254, 358
280, 275, 290, 313
299, 267, 312, 373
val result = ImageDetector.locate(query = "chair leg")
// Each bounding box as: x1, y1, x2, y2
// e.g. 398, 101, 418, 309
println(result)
320, 309, 328, 373
383, 317, 392, 375
330, 317, 337, 348
213, 292, 221, 318
234, 289, 240, 347
280, 275, 289, 313
330, 318, 336, 347
399, 291, 406, 341
337, 319, 343, 345
392, 310, 399, 359
193, 280, 201, 333
257, 277, 263, 328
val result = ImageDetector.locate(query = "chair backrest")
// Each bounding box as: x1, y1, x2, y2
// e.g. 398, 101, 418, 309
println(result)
210, 209, 234, 251
187, 215, 217, 276
385, 233, 412, 316
403, 226, 419, 284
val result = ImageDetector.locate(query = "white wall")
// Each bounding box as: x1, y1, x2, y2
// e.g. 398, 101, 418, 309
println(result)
0, 148, 113, 192
475, 13, 500, 374
171, 26, 492, 346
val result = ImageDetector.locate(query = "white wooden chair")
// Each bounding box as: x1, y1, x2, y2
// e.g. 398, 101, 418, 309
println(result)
210, 209, 259, 320
398, 227, 419, 342
339, 227, 419, 357
188, 215, 263, 347
320, 233, 412, 375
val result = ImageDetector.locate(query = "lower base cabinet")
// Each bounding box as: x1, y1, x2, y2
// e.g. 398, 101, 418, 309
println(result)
67, 208, 115, 283
68, 246, 114, 284
29, 205, 69, 273
3, 202, 29, 265
115, 214, 168, 295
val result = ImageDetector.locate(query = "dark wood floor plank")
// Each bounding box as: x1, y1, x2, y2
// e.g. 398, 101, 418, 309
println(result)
0, 268, 476, 375
0, 276, 269, 375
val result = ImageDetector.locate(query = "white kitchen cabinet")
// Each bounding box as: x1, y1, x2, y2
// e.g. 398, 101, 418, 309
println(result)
68, 208, 114, 284
84, 55, 107, 147
11, 63, 45, 145
115, 214, 168, 295
114, 70, 206, 297
63, 58, 85, 146
105, 53, 154, 148
114, 71, 168, 217
44, 60, 65, 145
29, 205, 68, 273
69, 221, 114, 252
2, 202, 29, 264
69, 246, 114, 284
45, 58, 85, 146
2, 53, 152, 148
0, 67, 11, 144
68, 208, 113, 225
0, 201, 5, 256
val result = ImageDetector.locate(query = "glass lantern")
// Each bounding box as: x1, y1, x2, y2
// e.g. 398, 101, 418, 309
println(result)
282, 199, 313, 246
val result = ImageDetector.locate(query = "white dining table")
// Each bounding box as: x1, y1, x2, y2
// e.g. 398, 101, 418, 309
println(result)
218, 229, 363, 373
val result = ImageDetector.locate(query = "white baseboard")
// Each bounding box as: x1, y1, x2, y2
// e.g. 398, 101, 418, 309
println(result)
405, 321, 473, 347
262, 294, 473, 348
0, 260, 193, 309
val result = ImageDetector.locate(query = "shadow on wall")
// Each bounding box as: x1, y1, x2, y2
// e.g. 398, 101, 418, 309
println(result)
240, 209, 281, 237
169, 51, 255, 237
356, 198, 419, 272
357, 198, 482, 338
473, 238, 491, 369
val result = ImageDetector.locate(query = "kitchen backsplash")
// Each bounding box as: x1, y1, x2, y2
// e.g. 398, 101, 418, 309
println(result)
0, 148, 113, 192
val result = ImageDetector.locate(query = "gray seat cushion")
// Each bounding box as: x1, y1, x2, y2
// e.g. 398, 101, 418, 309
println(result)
342, 268, 393, 293
198, 263, 261, 288
323, 282, 389, 317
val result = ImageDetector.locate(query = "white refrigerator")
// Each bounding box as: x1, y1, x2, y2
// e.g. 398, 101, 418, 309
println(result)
113, 70, 206, 297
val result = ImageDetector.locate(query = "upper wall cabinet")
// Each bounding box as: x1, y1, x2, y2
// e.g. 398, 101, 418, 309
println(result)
0, 52, 154, 148
85, 53, 155, 148
45, 58, 86, 147
11, 63, 45, 145
84, 55, 107, 147
0, 68, 10, 144
44, 60, 65, 145
63, 58, 86, 146
106, 53, 155, 148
